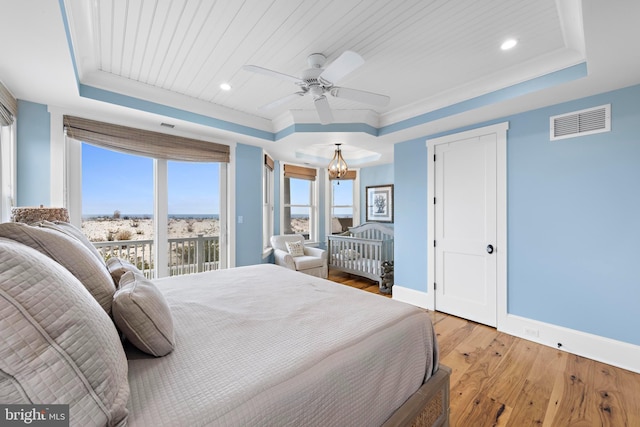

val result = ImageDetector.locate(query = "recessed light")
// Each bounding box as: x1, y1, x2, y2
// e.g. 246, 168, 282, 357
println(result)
501, 39, 518, 50
220, 83, 232, 91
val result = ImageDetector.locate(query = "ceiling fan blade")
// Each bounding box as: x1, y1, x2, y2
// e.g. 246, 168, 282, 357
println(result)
330, 87, 390, 107
314, 96, 334, 124
259, 92, 305, 111
318, 50, 364, 84
242, 65, 303, 84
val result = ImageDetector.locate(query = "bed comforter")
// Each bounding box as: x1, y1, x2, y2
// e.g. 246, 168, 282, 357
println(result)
125, 264, 438, 426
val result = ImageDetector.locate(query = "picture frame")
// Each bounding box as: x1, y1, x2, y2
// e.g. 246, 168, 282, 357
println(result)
366, 184, 394, 223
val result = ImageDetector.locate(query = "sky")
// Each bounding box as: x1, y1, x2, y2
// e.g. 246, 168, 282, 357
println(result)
82, 143, 219, 216
82, 143, 353, 217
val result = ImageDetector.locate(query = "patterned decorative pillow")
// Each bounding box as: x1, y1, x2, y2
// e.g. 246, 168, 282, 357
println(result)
0, 222, 116, 314
113, 271, 175, 357
106, 257, 144, 287
0, 238, 129, 426
285, 240, 305, 257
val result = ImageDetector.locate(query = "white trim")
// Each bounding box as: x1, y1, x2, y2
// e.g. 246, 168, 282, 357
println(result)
154, 159, 168, 278
426, 122, 509, 321
223, 149, 234, 268
392, 286, 430, 310
501, 313, 640, 374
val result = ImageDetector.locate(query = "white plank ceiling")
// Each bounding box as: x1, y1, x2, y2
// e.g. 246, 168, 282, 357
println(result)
66, 0, 576, 126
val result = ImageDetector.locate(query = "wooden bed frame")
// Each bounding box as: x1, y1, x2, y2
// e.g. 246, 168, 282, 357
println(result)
327, 222, 394, 286
383, 365, 451, 427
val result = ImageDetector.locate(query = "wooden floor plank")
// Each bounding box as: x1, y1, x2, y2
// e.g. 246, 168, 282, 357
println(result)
327, 271, 640, 427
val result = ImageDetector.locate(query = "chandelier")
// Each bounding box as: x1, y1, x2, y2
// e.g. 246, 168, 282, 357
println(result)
328, 143, 348, 179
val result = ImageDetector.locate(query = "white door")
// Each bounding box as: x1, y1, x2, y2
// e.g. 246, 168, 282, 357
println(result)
434, 133, 497, 326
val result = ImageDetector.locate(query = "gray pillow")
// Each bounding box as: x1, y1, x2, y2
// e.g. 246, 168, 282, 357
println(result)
38, 220, 106, 265
106, 257, 144, 287
0, 238, 129, 426
0, 222, 115, 314
113, 271, 175, 357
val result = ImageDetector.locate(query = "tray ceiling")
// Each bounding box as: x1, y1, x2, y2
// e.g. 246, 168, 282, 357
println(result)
65, 0, 584, 129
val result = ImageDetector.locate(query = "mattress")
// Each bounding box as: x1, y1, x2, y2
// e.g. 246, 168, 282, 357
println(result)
125, 264, 438, 426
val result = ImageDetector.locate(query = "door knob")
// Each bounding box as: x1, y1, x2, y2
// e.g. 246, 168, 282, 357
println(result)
486, 244, 494, 254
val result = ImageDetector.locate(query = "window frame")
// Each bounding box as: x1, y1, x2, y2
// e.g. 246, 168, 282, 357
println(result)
58, 117, 235, 277
325, 170, 360, 237
280, 164, 319, 243
262, 155, 274, 252
0, 122, 16, 222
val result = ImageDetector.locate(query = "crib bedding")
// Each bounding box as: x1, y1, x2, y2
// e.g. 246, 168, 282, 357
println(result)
125, 264, 438, 426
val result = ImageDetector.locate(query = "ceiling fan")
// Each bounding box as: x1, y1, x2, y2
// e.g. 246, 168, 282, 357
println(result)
243, 51, 390, 124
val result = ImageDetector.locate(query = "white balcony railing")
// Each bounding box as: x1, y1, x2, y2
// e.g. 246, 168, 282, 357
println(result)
93, 234, 220, 279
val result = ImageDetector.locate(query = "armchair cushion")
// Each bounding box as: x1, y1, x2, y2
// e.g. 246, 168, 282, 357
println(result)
293, 255, 325, 270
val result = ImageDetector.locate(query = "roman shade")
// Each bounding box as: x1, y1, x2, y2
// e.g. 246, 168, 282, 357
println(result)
329, 170, 357, 180
0, 80, 17, 126
283, 164, 316, 181
264, 154, 274, 171
63, 115, 230, 162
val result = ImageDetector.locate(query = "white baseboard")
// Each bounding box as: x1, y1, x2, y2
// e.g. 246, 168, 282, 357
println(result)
391, 287, 640, 374
392, 286, 432, 310
500, 314, 640, 374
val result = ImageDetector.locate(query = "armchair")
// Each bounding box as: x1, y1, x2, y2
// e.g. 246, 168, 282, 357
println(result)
270, 234, 328, 279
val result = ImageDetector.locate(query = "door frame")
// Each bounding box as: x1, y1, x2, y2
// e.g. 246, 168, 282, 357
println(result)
426, 122, 508, 328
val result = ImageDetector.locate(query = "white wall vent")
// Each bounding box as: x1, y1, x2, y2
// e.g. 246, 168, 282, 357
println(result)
550, 104, 611, 141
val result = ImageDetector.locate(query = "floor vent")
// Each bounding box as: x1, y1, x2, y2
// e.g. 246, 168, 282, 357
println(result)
550, 104, 610, 141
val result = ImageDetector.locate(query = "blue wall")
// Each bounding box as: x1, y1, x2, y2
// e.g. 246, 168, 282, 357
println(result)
359, 163, 394, 224
394, 139, 429, 294
394, 83, 640, 346
235, 143, 263, 266
16, 100, 50, 206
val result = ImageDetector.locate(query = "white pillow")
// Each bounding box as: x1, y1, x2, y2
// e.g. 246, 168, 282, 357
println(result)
0, 238, 129, 426
285, 240, 305, 257
0, 222, 116, 314
106, 256, 144, 287
113, 271, 175, 357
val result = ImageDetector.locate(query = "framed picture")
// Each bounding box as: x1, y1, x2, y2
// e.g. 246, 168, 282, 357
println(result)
366, 184, 394, 223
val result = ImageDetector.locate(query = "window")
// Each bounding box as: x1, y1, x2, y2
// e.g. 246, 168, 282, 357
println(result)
168, 161, 221, 274
327, 171, 359, 235
282, 164, 317, 241
262, 154, 274, 250
75, 141, 227, 277
330, 179, 354, 233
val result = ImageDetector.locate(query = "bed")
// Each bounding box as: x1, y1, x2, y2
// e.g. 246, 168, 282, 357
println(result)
0, 221, 449, 427
328, 222, 394, 285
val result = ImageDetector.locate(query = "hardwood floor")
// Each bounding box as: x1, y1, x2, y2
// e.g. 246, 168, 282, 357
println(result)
328, 270, 640, 427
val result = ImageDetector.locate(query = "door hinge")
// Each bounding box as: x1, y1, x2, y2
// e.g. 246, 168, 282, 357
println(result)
433, 154, 436, 162
434, 282, 437, 290
433, 197, 436, 204
433, 240, 436, 247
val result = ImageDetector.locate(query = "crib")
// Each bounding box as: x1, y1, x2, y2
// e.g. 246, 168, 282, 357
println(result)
327, 222, 394, 285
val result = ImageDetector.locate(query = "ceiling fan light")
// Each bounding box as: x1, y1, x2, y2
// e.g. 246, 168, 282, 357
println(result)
328, 144, 348, 179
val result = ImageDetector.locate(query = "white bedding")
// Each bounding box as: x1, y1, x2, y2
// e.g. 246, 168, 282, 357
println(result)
125, 264, 438, 426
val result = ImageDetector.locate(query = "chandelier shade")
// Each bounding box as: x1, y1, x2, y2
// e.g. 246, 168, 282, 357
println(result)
328, 144, 348, 179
